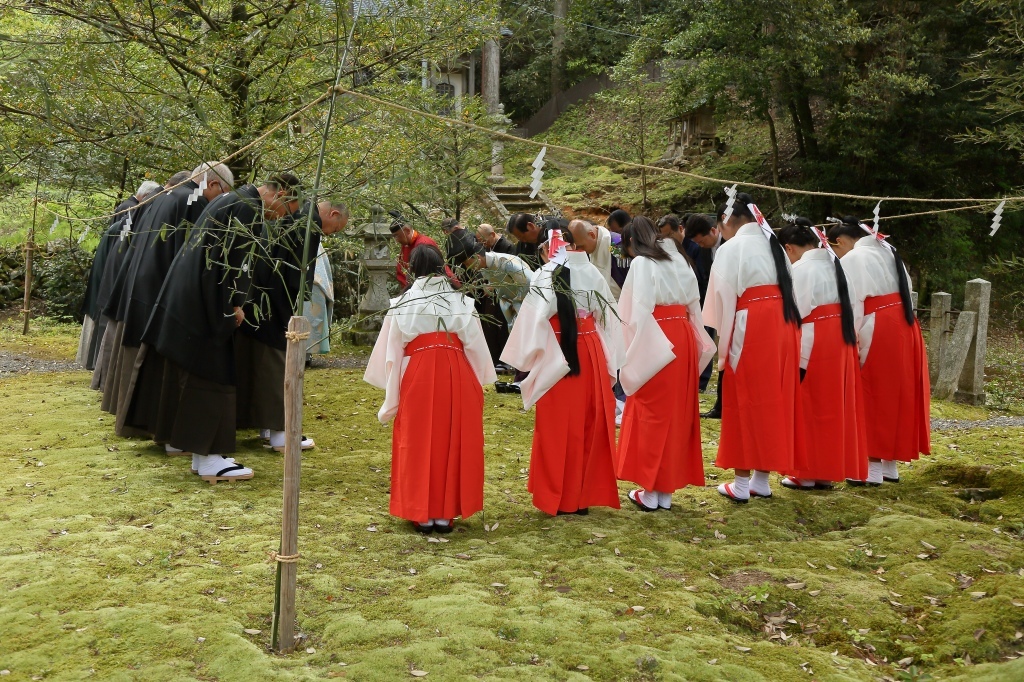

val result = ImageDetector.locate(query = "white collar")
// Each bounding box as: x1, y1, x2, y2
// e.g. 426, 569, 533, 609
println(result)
736, 222, 762, 237
411, 276, 452, 293
799, 248, 832, 263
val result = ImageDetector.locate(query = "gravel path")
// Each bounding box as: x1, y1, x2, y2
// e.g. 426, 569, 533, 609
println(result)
0, 350, 80, 377
306, 353, 369, 370
931, 416, 1024, 431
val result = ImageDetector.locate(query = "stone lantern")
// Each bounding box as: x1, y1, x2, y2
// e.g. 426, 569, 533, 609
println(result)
346, 206, 394, 345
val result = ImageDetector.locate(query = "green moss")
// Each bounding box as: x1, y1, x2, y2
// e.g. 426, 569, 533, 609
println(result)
2, 324, 1024, 681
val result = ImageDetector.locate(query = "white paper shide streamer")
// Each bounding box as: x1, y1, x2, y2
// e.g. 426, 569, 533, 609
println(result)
529, 147, 546, 199
120, 210, 133, 241
187, 172, 207, 206
48, 217, 59, 235
722, 184, 738, 222
989, 200, 1006, 237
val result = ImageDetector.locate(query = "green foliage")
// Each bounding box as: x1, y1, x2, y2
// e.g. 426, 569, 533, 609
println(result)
34, 239, 89, 322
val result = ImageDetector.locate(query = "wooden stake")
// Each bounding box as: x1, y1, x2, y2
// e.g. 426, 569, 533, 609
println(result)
274, 315, 311, 654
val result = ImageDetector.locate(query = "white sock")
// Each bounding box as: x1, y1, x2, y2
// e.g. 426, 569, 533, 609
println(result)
433, 519, 449, 527
259, 429, 271, 440
882, 460, 899, 479
657, 491, 672, 509
269, 431, 286, 448
196, 455, 251, 478
165, 444, 184, 453
867, 460, 883, 484
636, 490, 658, 508
731, 475, 750, 498
799, 478, 817, 488
750, 470, 772, 496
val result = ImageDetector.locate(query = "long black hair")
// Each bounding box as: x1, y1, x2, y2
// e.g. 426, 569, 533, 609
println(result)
409, 243, 446, 278
622, 216, 671, 262
729, 193, 801, 326
540, 224, 581, 376
778, 218, 857, 346
829, 217, 915, 326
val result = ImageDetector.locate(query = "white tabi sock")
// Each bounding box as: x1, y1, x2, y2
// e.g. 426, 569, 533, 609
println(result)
165, 444, 184, 453
432, 519, 450, 527
750, 470, 772, 496
636, 490, 658, 508
196, 454, 252, 479
867, 460, 883, 484
729, 475, 750, 499
882, 460, 899, 480
269, 431, 315, 449
656, 491, 672, 509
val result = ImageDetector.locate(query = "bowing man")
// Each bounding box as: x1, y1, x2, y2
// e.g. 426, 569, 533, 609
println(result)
139, 177, 299, 482
364, 244, 496, 533
777, 218, 868, 489
616, 216, 715, 511
703, 192, 805, 503
501, 226, 625, 516
827, 217, 930, 485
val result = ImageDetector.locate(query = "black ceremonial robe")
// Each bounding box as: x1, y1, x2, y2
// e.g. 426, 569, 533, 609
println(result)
138, 185, 263, 455
235, 204, 323, 430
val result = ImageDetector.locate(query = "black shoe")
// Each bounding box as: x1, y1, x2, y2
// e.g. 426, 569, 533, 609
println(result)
413, 522, 434, 534
701, 408, 722, 419
434, 522, 454, 534
574, 508, 589, 516
883, 476, 900, 483
845, 478, 881, 488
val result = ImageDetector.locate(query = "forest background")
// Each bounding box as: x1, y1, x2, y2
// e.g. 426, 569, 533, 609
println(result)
1, 0, 1023, 317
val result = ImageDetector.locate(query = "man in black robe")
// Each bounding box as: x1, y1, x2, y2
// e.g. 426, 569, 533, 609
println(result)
78, 181, 161, 370
91, 172, 190, 390
475, 223, 514, 254
236, 195, 349, 450
141, 178, 320, 482
102, 162, 233, 433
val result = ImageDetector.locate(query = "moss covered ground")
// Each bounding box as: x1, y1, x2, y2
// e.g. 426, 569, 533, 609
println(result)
2, 318, 1024, 681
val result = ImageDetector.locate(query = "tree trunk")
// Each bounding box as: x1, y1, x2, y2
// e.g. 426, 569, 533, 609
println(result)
116, 155, 129, 208
551, 0, 569, 98
766, 110, 784, 214
794, 93, 818, 158
638, 99, 648, 209
787, 100, 806, 158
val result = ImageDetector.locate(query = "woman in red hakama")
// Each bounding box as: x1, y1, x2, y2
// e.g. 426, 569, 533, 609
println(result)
615, 217, 716, 511
777, 219, 867, 489
501, 227, 624, 516
828, 219, 930, 485
703, 194, 805, 502
364, 245, 496, 533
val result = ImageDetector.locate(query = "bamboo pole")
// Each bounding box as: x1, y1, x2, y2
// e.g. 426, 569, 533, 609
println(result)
273, 315, 311, 654
23, 187, 40, 335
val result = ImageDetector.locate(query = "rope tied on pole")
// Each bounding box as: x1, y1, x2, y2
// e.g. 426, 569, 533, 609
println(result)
284, 330, 311, 343
270, 551, 301, 564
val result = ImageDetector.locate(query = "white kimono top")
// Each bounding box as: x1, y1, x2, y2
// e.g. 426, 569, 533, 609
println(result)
592, 225, 621, 300
792, 247, 854, 370
482, 251, 534, 327
839, 235, 914, 365
501, 250, 624, 409
364, 276, 496, 424
618, 239, 716, 395
703, 222, 791, 371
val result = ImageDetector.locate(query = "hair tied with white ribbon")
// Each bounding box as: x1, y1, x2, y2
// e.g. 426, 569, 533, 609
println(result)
781, 213, 798, 223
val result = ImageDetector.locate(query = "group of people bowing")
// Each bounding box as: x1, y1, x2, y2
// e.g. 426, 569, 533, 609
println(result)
78, 164, 349, 484
365, 192, 931, 533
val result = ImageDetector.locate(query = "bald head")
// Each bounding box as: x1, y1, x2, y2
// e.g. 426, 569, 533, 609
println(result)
476, 223, 497, 248
567, 219, 599, 255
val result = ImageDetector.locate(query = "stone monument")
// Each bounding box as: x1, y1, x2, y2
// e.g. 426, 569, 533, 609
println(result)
928, 278, 991, 404
346, 206, 394, 346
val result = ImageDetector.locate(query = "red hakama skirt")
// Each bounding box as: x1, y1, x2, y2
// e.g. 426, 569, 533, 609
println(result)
616, 305, 704, 492
788, 304, 868, 482
861, 293, 931, 461
716, 285, 805, 472
390, 332, 485, 523
530, 315, 621, 515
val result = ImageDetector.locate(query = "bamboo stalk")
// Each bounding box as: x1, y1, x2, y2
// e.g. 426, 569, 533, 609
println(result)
23, 178, 40, 335
274, 315, 311, 653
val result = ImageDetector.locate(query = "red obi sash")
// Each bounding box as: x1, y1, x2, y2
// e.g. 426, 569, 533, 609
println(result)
551, 314, 597, 336
864, 292, 903, 315
802, 303, 842, 324
736, 284, 781, 311
653, 304, 689, 322
404, 332, 464, 356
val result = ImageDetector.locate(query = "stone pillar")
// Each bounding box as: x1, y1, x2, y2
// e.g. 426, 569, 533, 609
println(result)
481, 40, 500, 115
481, 38, 505, 183
929, 292, 951, 386
934, 311, 976, 401
955, 278, 991, 405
